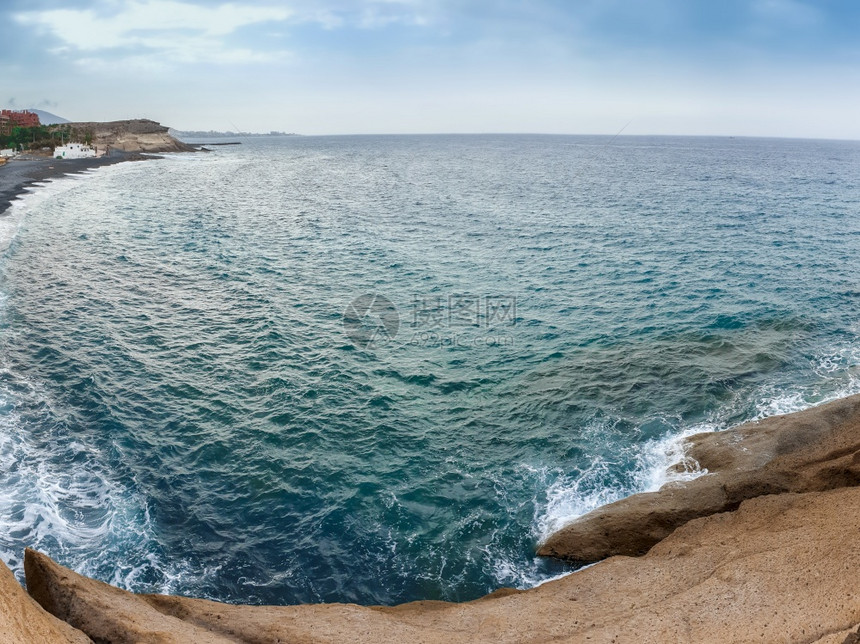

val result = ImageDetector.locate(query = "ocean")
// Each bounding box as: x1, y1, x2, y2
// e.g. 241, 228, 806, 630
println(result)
0, 134, 859, 605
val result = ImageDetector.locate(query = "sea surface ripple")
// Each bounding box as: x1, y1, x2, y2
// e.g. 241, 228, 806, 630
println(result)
0, 135, 859, 604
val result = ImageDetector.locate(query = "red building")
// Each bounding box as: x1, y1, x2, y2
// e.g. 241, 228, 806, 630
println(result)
0, 110, 41, 135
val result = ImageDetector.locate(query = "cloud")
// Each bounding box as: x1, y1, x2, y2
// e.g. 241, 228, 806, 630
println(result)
5, 0, 859, 137
14, 1, 293, 66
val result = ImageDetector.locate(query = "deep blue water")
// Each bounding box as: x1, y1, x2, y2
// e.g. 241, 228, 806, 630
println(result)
0, 134, 859, 605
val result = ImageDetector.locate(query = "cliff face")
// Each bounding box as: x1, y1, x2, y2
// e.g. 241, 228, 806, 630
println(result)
64, 119, 195, 153
7, 394, 860, 642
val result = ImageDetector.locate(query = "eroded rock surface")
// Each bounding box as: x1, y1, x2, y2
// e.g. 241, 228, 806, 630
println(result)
539, 392, 860, 562
23, 487, 860, 643
0, 556, 90, 644
64, 119, 195, 153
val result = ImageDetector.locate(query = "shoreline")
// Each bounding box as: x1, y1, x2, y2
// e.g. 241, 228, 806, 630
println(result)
0, 151, 154, 216
5, 393, 860, 640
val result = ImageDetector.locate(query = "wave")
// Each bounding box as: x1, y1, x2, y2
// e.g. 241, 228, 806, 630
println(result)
0, 170, 106, 255
0, 163, 223, 593
1, 136, 859, 606
0, 366, 228, 594
530, 338, 860, 563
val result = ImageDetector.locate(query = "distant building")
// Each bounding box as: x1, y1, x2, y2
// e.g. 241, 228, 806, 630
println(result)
54, 143, 96, 159
0, 110, 41, 135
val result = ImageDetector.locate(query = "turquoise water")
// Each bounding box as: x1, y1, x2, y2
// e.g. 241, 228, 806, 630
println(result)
1, 135, 860, 604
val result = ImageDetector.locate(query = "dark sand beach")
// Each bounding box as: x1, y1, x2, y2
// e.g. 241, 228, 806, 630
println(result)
0, 152, 149, 215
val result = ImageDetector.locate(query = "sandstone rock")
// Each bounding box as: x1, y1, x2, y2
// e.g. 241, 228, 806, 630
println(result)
0, 555, 90, 644
23, 487, 860, 642
25, 549, 232, 643
539, 392, 860, 562
63, 119, 195, 153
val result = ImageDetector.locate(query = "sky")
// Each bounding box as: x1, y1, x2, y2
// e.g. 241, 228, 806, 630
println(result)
1, 0, 859, 138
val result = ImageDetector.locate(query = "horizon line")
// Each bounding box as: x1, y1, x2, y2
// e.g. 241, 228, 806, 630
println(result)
174, 130, 860, 144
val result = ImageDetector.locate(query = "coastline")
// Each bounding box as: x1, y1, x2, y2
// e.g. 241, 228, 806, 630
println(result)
0, 151, 151, 216
4, 393, 860, 641
1, 135, 859, 640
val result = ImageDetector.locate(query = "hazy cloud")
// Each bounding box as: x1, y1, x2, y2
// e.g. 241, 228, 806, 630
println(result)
3, 0, 860, 137
15, 1, 294, 65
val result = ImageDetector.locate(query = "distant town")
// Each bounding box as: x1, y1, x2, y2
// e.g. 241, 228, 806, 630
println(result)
0, 109, 301, 164
169, 129, 299, 139
0, 109, 98, 160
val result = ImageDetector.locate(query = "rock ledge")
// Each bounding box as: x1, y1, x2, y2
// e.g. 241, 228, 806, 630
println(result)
539, 392, 860, 562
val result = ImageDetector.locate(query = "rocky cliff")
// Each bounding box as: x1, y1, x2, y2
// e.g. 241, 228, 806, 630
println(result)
64, 119, 194, 153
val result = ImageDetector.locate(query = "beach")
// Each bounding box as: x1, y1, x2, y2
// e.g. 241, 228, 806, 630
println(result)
0, 152, 151, 215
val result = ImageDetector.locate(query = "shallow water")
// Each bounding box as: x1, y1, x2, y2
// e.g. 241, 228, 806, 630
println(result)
0, 134, 859, 604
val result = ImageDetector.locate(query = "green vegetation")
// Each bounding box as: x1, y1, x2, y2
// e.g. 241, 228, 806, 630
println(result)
0, 124, 95, 151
